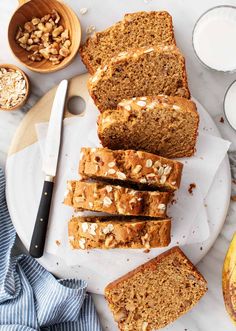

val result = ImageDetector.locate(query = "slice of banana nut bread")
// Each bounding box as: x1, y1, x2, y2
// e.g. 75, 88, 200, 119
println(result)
64, 181, 171, 218
105, 246, 207, 331
88, 45, 190, 112
80, 11, 176, 74
98, 95, 199, 158
79, 148, 183, 191
68, 216, 171, 249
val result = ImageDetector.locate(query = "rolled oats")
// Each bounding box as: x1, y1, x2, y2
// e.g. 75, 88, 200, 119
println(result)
164, 165, 172, 175
103, 196, 113, 207
136, 100, 146, 107
102, 223, 114, 234
74, 196, 85, 203
116, 171, 126, 180
88, 202, 94, 208
108, 168, 116, 175
74, 197, 84, 203
108, 161, 116, 167
157, 203, 166, 211
0, 67, 27, 109
133, 164, 142, 174
140, 177, 147, 183
79, 238, 86, 249
106, 185, 113, 193
80, 8, 88, 15
88, 223, 98, 236
81, 222, 89, 233
160, 175, 167, 184
145, 159, 153, 168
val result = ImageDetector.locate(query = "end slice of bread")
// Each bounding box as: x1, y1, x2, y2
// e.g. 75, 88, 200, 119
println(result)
68, 216, 171, 249
80, 11, 176, 74
105, 246, 207, 330
98, 95, 199, 158
88, 45, 190, 112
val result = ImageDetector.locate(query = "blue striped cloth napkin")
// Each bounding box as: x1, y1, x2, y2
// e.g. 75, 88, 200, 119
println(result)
0, 169, 102, 331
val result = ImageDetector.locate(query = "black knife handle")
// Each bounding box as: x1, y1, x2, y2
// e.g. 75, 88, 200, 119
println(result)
29, 179, 54, 258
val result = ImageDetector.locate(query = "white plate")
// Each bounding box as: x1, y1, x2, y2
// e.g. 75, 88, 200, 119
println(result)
5, 96, 231, 294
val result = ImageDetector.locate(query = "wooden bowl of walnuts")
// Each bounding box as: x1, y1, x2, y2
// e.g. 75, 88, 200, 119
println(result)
8, 0, 81, 73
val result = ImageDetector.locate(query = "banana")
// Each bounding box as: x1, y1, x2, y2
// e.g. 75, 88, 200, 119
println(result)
222, 232, 236, 324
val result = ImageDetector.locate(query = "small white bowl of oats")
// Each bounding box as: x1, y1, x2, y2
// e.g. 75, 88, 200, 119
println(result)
0, 64, 29, 111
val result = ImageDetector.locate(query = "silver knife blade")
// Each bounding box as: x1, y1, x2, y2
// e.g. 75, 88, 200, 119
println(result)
42, 79, 68, 177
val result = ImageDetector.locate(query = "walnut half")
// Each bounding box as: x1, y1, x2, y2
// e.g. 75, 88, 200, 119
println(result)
15, 10, 71, 65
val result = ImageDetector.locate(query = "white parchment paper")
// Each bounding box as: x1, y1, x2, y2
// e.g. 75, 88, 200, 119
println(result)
35, 100, 230, 290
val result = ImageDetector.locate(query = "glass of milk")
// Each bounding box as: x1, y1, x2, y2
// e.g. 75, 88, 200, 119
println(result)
224, 81, 236, 131
193, 6, 236, 72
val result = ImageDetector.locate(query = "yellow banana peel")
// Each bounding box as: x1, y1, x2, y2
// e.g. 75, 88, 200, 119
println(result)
222, 232, 236, 325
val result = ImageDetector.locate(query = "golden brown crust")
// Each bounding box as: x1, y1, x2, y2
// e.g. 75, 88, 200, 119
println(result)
68, 216, 171, 249
97, 96, 199, 158
64, 180, 171, 218
88, 45, 190, 112
105, 246, 207, 292
105, 247, 207, 330
80, 11, 176, 74
79, 147, 183, 191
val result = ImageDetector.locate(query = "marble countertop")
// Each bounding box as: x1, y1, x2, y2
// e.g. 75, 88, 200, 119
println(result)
2, 0, 236, 330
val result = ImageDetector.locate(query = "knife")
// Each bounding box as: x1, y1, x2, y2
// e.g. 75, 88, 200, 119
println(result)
29, 80, 68, 258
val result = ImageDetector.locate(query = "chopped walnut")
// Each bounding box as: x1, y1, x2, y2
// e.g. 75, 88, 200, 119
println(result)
15, 10, 71, 65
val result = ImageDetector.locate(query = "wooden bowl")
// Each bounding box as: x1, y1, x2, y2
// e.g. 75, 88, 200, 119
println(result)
0, 63, 30, 111
8, 0, 81, 73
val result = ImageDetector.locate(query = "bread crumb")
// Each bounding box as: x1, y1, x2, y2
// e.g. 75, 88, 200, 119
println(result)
55, 240, 61, 246
143, 249, 150, 253
188, 183, 196, 195
171, 198, 177, 205
220, 117, 224, 123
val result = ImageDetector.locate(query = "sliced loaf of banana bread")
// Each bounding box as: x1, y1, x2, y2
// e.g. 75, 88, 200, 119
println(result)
88, 45, 190, 111
79, 148, 183, 191
64, 181, 171, 218
80, 11, 176, 74
105, 246, 207, 330
68, 216, 171, 249
98, 96, 199, 158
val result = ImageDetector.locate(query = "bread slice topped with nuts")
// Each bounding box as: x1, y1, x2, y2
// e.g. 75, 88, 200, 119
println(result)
98, 95, 199, 158
68, 216, 171, 249
105, 247, 207, 330
88, 45, 190, 112
79, 148, 183, 191
64, 181, 171, 218
80, 11, 176, 74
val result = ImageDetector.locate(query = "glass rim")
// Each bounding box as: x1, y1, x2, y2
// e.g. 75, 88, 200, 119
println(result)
192, 5, 236, 73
